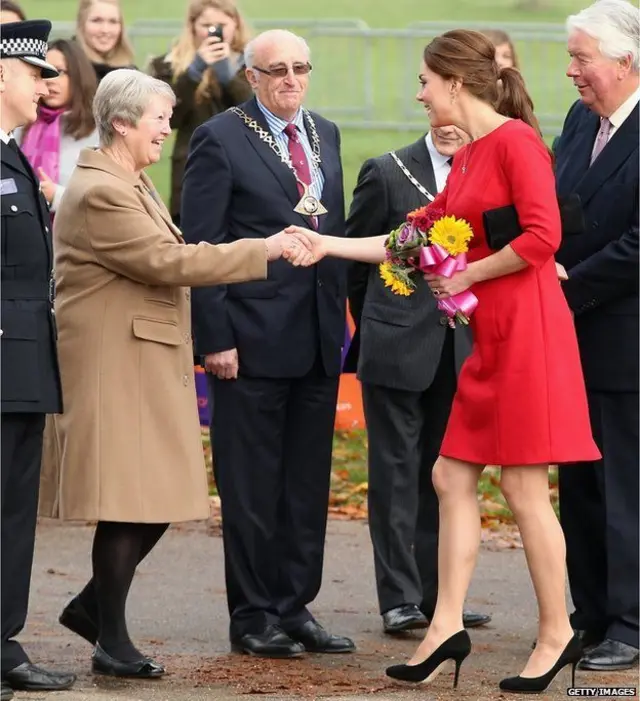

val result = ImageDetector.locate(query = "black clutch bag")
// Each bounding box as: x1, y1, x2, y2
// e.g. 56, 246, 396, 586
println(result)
483, 194, 585, 251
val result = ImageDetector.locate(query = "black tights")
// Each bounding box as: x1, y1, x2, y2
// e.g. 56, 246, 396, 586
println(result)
79, 521, 169, 661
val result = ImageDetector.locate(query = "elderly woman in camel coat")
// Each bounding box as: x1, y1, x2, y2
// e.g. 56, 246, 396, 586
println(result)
40, 69, 310, 679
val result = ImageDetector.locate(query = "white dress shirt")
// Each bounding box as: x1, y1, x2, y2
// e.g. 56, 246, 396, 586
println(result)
425, 131, 452, 194
0, 128, 12, 144
255, 98, 324, 201
606, 86, 640, 141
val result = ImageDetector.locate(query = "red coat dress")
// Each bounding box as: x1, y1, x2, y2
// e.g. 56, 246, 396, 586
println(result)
434, 120, 600, 466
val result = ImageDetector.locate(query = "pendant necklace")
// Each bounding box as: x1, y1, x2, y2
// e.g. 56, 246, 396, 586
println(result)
230, 106, 328, 216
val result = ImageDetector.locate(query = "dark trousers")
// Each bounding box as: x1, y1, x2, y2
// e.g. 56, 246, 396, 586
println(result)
559, 390, 639, 648
209, 362, 339, 638
362, 330, 456, 616
1, 413, 46, 674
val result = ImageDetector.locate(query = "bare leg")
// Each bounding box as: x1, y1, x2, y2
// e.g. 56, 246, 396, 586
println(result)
408, 456, 485, 665
500, 465, 574, 677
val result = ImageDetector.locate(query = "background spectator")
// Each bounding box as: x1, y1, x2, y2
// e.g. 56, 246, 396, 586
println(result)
75, 0, 136, 82
19, 39, 99, 214
149, 0, 252, 225
482, 29, 520, 69
0, 0, 25, 22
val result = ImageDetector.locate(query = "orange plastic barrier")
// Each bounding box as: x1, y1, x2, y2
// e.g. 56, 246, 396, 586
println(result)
335, 308, 365, 429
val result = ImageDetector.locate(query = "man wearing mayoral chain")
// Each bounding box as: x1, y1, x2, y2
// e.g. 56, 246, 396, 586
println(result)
181, 29, 352, 658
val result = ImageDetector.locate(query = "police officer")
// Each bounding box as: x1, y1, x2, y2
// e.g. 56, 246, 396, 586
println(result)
1, 20, 75, 699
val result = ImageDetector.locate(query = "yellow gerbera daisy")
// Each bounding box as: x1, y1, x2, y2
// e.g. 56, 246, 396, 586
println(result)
428, 216, 473, 255
379, 262, 414, 296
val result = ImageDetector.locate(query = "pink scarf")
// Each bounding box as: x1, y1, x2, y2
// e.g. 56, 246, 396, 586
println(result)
21, 105, 65, 182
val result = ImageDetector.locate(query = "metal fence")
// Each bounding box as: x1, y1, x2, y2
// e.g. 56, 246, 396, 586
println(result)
52, 19, 574, 136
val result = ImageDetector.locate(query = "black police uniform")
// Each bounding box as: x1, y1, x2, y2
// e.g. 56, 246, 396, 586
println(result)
0, 20, 63, 680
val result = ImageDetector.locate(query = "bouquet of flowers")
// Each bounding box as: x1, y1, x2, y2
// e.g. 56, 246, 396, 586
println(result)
379, 205, 478, 325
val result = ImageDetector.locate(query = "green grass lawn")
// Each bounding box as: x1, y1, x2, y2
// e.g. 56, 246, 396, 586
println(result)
25, 0, 586, 204
22, 0, 588, 25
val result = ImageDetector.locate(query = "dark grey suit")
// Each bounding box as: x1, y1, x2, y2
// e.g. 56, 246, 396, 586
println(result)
345, 136, 471, 615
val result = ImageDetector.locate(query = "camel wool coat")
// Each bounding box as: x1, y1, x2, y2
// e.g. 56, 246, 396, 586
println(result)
40, 148, 267, 522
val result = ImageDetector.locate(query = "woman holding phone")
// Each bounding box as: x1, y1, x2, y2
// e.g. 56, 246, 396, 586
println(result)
149, 0, 252, 225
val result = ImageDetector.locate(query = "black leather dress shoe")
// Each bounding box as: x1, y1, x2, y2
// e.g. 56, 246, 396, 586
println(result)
0, 681, 13, 701
4, 663, 76, 691
382, 604, 428, 634
231, 624, 305, 658
462, 610, 492, 628
92, 643, 165, 678
286, 620, 355, 653
578, 638, 639, 671
59, 596, 98, 645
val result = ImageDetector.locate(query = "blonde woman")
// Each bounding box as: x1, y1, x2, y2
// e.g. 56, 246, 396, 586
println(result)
75, 0, 136, 82
149, 0, 252, 225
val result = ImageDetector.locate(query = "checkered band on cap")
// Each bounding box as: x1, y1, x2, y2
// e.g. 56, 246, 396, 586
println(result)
0, 37, 48, 60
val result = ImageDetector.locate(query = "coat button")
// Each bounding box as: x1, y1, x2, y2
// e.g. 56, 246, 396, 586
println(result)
318, 280, 323, 287
185, 290, 190, 300
184, 333, 190, 344
45, 226, 49, 233
10, 205, 17, 212
182, 374, 189, 386
439, 316, 448, 326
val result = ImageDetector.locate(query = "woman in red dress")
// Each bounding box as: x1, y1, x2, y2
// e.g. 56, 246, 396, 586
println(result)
285, 30, 600, 694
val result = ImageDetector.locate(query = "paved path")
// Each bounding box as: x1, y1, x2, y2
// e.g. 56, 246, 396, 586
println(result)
13, 518, 638, 700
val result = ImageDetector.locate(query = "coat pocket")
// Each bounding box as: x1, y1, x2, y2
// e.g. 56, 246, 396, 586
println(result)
132, 317, 182, 346
1, 310, 40, 401
362, 302, 413, 328
2, 193, 39, 266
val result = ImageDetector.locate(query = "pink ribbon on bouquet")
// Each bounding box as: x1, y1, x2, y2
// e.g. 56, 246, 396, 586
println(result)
417, 244, 478, 323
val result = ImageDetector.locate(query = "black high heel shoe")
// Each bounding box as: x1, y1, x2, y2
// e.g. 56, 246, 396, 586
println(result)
385, 630, 471, 688
499, 634, 582, 694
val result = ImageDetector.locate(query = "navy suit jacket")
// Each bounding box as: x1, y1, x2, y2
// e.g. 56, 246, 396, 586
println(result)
180, 98, 347, 378
555, 99, 639, 393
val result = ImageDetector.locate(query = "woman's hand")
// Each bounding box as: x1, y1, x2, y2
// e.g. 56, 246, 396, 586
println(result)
555, 262, 568, 281
197, 36, 230, 65
38, 168, 57, 205
424, 266, 477, 299
265, 230, 315, 265
283, 226, 326, 265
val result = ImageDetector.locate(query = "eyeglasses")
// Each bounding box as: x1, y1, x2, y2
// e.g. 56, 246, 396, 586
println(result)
252, 62, 312, 78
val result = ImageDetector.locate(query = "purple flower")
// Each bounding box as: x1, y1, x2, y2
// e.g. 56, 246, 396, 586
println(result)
397, 224, 412, 245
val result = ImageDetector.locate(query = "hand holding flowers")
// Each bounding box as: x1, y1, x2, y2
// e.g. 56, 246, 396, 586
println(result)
381, 206, 479, 325
424, 265, 478, 299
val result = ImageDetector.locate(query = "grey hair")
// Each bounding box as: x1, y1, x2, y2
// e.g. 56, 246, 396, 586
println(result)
244, 29, 311, 69
93, 69, 176, 147
567, 0, 640, 72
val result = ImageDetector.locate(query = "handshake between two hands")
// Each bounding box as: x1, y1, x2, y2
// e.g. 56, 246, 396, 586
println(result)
204, 226, 324, 380
264, 226, 324, 265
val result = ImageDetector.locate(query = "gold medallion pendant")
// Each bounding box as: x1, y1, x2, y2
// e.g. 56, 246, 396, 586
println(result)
294, 183, 328, 217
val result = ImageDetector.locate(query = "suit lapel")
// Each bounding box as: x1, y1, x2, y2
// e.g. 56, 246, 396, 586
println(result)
240, 98, 300, 208
310, 115, 338, 233
555, 111, 599, 196
1, 140, 34, 182
138, 172, 184, 241
408, 137, 438, 199
575, 103, 639, 206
